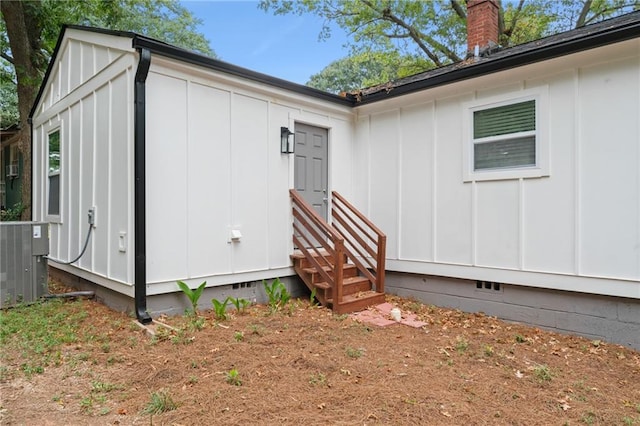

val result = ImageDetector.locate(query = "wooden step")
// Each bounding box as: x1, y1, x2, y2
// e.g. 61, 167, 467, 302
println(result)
302, 264, 357, 283
291, 250, 347, 269
328, 291, 386, 314
312, 276, 371, 298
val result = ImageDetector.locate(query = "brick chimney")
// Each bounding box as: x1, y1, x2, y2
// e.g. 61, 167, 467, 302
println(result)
467, 0, 499, 56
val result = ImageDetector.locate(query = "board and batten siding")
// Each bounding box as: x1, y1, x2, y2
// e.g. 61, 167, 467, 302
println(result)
353, 40, 640, 299
144, 59, 353, 294
31, 31, 137, 295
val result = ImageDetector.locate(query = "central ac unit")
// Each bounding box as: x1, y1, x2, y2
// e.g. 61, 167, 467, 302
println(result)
0, 222, 49, 307
6, 164, 18, 178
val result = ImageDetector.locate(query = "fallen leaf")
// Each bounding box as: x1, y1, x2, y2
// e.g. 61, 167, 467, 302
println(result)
318, 403, 326, 410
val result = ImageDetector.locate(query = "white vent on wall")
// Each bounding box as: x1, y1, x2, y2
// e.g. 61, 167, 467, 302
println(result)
6, 164, 18, 178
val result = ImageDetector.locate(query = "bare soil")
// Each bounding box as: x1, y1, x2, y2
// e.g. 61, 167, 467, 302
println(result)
1, 282, 639, 425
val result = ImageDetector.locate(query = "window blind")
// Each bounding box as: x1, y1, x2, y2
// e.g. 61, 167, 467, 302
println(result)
474, 136, 535, 170
474, 100, 535, 139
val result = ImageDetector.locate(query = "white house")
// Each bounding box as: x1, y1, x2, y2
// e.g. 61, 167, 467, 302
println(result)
30, 2, 640, 348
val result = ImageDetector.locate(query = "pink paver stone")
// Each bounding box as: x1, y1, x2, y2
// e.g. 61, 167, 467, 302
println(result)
350, 303, 428, 328
374, 302, 395, 315
399, 315, 428, 328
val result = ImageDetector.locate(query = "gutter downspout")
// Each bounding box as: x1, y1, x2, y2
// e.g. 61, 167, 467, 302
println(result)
134, 48, 152, 324
27, 117, 33, 221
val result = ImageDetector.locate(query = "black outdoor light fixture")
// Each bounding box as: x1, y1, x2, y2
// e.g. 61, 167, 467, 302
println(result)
280, 126, 295, 154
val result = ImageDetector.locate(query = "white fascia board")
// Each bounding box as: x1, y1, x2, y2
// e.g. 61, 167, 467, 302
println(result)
64, 28, 136, 53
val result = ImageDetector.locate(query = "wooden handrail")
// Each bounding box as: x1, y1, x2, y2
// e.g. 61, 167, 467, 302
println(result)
290, 189, 345, 302
331, 191, 386, 293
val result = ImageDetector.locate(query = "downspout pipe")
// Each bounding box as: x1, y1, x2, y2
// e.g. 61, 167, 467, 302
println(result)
134, 48, 152, 324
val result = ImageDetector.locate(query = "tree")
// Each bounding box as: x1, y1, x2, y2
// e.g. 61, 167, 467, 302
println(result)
307, 50, 430, 93
1, 0, 214, 220
260, 0, 640, 90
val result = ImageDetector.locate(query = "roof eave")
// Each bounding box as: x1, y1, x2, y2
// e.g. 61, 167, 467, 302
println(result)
355, 16, 640, 105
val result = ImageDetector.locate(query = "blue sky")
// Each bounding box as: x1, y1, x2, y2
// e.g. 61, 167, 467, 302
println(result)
181, 0, 351, 84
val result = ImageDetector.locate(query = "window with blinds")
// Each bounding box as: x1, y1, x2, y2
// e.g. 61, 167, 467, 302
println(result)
472, 100, 536, 171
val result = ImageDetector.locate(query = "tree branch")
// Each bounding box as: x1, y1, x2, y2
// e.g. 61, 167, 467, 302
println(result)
504, 0, 526, 38
1, 52, 15, 65
361, 0, 445, 65
576, 0, 593, 27
450, 0, 466, 19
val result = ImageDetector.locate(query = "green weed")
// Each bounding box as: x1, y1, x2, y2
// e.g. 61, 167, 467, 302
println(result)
581, 411, 597, 425
345, 347, 365, 359
142, 389, 178, 415
309, 288, 318, 306
309, 372, 327, 386
533, 364, 553, 382
228, 297, 251, 314
263, 278, 291, 313
0, 299, 88, 377
226, 368, 242, 386
176, 280, 207, 316
248, 324, 264, 336
211, 297, 230, 320
91, 380, 121, 393
483, 345, 494, 357
455, 336, 469, 353
234, 331, 244, 342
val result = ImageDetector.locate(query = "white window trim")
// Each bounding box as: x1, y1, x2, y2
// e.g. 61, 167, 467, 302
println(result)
462, 86, 549, 182
45, 122, 62, 223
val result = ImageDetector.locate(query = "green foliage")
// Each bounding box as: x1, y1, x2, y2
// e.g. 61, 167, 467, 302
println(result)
263, 278, 291, 313
309, 372, 327, 386
345, 347, 364, 359
262, 0, 640, 92
211, 297, 230, 320
142, 389, 178, 415
307, 50, 431, 93
455, 336, 469, 353
176, 280, 207, 315
533, 364, 553, 382
226, 368, 242, 386
262, 0, 638, 66
0, 299, 89, 377
309, 287, 318, 306
1, 202, 26, 222
228, 297, 251, 314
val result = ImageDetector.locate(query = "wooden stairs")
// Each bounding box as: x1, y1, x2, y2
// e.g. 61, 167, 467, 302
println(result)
290, 190, 387, 314
291, 251, 386, 314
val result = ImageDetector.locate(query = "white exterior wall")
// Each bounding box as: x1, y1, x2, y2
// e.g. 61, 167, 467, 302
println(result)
353, 39, 640, 299
143, 58, 353, 294
31, 31, 137, 295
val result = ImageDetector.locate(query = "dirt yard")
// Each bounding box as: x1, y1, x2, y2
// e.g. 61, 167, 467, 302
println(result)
1, 283, 639, 425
